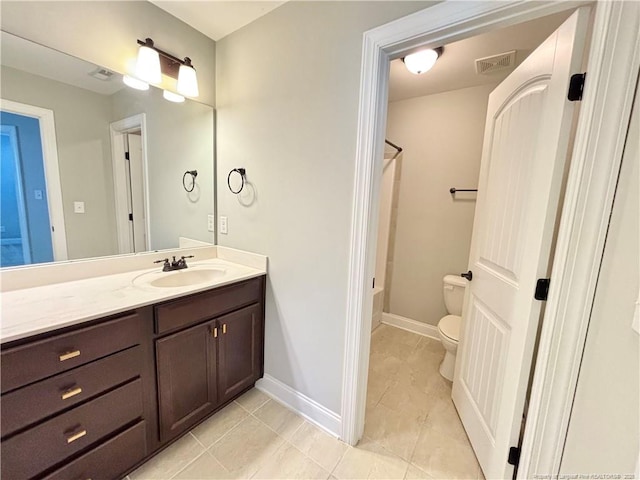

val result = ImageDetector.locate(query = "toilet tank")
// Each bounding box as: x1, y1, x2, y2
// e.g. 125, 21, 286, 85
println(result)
443, 274, 468, 316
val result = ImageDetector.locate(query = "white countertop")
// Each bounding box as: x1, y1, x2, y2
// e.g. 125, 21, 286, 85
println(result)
1, 250, 267, 344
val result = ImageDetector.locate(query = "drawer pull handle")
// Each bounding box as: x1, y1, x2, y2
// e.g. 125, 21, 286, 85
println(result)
59, 350, 81, 362
222, 324, 227, 334
66, 429, 87, 444
61, 387, 83, 400
213, 327, 218, 338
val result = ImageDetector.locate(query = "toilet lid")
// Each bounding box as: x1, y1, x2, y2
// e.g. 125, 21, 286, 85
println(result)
439, 315, 461, 342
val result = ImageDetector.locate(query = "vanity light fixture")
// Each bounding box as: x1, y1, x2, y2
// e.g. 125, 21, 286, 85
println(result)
128, 37, 200, 98
135, 38, 162, 84
123, 75, 150, 91
402, 47, 443, 75
163, 90, 185, 103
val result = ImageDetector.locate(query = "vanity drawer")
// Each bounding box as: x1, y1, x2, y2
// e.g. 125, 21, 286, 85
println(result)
42, 421, 147, 480
1, 312, 143, 394
1, 346, 141, 438
0, 378, 143, 479
155, 276, 263, 334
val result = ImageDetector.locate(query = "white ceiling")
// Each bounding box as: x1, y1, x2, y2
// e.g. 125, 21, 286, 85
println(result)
150, 1, 287, 41
1, 31, 124, 95
388, 10, 573, 102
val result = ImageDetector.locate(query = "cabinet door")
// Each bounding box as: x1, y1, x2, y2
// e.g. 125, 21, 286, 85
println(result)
156, 320, 217, 441
217, 304, 263, 403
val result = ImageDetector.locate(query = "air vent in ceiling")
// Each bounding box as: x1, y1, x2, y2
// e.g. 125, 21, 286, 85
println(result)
89, 68, 115, 81
475, 50, 517, 75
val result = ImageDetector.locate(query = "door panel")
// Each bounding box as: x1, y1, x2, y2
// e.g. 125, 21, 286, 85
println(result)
156, 320, 217, 441
217, 304, 262, 403
452, 8, 590, 479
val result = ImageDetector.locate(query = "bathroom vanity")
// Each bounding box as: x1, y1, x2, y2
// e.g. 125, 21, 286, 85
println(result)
0, 247, 266, 479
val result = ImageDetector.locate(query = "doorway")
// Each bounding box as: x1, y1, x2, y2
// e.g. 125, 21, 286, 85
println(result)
110, 114, 150, 254
342, 2, 639, 479
363, 9, 580, 478
0, 100, 67, 265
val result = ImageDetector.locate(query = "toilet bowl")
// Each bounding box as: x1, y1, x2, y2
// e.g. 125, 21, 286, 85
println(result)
437, 275, 467, 381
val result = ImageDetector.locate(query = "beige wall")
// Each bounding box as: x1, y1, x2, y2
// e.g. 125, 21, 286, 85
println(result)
560, 83, 639, 475
1, 66, 118, 260
216, 1, 432, 414
111, 87, 215, 250
386, 84, 496, 326
0, 1, 216, 106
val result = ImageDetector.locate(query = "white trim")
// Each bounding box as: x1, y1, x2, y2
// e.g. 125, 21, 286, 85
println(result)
256, 374, 341, 438
0, 99, 68, 262
381, 312, 440, 340
110, 114, 150, 253
519, 3, 640, 478
342, 1, 640, 477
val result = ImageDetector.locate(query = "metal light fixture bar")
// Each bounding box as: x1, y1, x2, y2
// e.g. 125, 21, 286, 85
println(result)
137, 38, 194, 79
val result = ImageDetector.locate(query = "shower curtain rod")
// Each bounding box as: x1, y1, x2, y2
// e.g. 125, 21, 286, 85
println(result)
385, 139, 403, 159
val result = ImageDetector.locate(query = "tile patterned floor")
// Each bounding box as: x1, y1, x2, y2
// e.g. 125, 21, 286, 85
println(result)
129, 324, 482, 479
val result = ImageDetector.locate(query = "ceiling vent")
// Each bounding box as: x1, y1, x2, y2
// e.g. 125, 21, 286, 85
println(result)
89, 68, 115, 81
475, 50, 517, 75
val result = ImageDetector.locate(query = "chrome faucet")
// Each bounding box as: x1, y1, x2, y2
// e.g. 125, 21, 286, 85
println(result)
153, 255, 195, 272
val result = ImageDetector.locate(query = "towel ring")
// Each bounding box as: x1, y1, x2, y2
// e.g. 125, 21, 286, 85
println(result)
183, 170, 198, 192
228, 168, 246, 194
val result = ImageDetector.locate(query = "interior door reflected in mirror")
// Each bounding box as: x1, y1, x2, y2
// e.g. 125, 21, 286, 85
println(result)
0, 31, 215, 268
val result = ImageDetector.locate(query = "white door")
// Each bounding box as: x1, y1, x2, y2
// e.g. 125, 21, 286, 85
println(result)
451, 9, 590, 479
126, 132, 147, 252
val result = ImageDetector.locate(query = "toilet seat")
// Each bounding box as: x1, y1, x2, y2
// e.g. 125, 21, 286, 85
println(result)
438, 314, 460, 342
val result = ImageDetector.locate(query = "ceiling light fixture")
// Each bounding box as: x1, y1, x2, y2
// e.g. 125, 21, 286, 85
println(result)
125, 37, 200, 99
402, 47, 443, 75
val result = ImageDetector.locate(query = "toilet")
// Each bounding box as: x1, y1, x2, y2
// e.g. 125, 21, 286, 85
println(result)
437, 274, 468, 381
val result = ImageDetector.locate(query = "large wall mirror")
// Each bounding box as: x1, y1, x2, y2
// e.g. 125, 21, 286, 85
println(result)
0, 31, 215, 268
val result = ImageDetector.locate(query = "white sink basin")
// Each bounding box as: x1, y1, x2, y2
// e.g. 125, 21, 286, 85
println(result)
134, 267, 226, 288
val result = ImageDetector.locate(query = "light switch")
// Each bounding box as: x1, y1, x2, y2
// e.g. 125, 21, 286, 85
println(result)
207, 215, 215, 232
74, 201, 85, 214
34, 190, 43, 200
220, 216, 228, 235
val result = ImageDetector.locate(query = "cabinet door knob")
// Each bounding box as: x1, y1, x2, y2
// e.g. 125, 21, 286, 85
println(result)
212, 327, 218, 338
61, 386, 83, 400
222, 324, 227, 334
66, 429, 87, 444
59, 350, 81, 362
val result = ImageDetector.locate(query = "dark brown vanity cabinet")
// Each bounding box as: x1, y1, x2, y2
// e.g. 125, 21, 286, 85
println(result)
0, 274, 265, 480
0, 309, 156, 480
155, 279, 265, 442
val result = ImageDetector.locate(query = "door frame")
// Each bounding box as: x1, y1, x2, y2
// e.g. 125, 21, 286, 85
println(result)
0, 99, 68, 262
341, 2, 640, 479
1, 125, 32, 264
110, 114, 150, 254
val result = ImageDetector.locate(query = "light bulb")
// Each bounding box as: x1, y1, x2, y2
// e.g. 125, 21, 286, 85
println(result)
135, 43, 161, 84
177, 62, 199, 97
123, 75, 149, 91
403, 49, 440, 75
163, 90, 185, 103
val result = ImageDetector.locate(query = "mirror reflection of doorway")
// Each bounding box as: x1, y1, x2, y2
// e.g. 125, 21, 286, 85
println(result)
0, 111, 54, 266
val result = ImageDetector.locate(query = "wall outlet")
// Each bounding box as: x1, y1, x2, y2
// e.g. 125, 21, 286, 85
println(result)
73, 201, 85, 214
207, 215, 215, 232
220, 216, 228, 235
34, 190, 43, 200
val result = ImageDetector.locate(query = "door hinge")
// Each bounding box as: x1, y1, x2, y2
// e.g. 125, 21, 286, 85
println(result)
125, 151, 130, 161
568, 73, 586, 101
128, 213, 133, 221
507, 446, 521, 467
535, 278, 550, 301
372, 277, 375, 288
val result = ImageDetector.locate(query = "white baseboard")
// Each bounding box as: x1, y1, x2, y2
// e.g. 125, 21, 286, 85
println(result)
381, 312, 440, 340
255, 374, 341, 438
